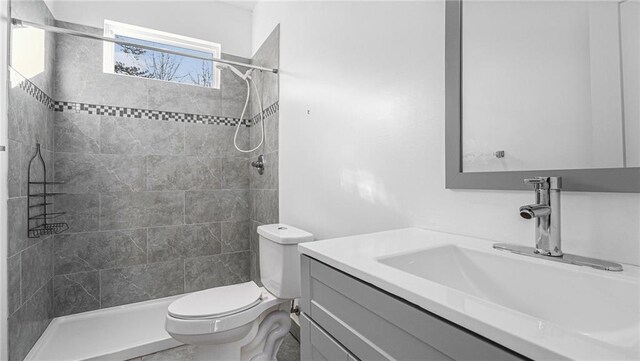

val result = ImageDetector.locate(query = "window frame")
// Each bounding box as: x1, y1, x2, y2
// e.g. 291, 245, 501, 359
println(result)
103, 20, 222, 89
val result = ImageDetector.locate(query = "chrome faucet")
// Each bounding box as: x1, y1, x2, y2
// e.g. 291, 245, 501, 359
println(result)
519, 176, 562, 256
493, 176, 624, 271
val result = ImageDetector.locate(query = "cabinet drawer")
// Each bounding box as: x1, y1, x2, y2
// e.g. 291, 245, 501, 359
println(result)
300, 255, 527, 361
301, 313, 357, 361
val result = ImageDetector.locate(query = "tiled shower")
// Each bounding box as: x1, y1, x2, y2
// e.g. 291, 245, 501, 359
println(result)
6, 0, 279, 360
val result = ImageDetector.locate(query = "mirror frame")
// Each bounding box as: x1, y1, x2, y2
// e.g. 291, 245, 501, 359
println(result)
445, 0, 640, 193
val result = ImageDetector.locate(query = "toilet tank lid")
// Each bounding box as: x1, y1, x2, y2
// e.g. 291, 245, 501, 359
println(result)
257, 224, 314, 244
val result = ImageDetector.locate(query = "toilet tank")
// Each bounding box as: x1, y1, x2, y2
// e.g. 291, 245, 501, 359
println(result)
257, 224, 314, 299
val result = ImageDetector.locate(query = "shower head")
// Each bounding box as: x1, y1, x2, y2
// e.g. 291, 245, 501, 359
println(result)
216, 63, 252, 80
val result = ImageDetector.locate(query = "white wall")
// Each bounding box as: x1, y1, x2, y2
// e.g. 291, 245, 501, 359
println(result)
252, 1, 640, 266
44, 0, 253, 57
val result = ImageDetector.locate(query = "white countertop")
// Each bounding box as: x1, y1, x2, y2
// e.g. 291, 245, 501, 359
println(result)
298, 227, 640, 361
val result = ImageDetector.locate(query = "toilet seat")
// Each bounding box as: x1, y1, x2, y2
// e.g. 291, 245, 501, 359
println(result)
168, 282, 263, 320
165, 285, 289, 339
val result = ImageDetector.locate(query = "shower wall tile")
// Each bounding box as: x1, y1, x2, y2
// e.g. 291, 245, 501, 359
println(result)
54, 229, 147, 275
221, 221, 250, 253
20, 238, 53, 302
8, 140, 24, 198
249, 110, 279, 154
250, 221, 263, 285
54, 153, 146, 193
101, 75, 150, 109
8, 280, 53, 361
249, 220, 262, 286
147, 80, 222, 115
185, 189, 249, 224
99, 116, 185, 156
53, 271, 100, 316
54, 112, 100, 154
222, 157, 250, 189
185, 123, 249, 157
184, 251, 252, 292
7, 84, 29, 144
147, 223, 222, 263
100, 191, 185, 231
7, 197, 32, 257
55, 193, 100, 233
250, 221, 261, 253
265, 110, 279, 154
250, 251, 261, 287
8, 254, 22, 315
221, 70, 248, 119
100, 260, 184, 308
250, 190, 279, 225
146, 155, 222, 191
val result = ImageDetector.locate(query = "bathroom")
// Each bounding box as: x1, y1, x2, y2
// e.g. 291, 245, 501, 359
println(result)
0, 0, 638, 360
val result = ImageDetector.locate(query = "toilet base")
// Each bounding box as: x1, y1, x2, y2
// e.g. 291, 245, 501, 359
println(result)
242, 310, 291, 361
187, 308, 291, 361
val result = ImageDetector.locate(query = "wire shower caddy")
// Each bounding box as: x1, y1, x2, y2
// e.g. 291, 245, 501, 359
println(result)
27, 143, 68, 238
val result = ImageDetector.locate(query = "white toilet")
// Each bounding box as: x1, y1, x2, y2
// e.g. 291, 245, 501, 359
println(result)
165, 224, 314, 361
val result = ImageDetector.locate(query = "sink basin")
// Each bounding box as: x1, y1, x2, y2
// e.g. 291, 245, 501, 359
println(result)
299, 228, 639, 359
378, 245, 640, 349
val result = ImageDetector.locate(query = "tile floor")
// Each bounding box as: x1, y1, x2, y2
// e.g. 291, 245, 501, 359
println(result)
128, 333, 300, 361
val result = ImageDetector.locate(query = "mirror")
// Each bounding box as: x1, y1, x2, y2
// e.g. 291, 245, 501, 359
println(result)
462, 0, 638, 172
445, 0, 640, 192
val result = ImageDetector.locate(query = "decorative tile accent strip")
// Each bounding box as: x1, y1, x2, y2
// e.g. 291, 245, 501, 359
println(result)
53, 101, 257, 127
10, 67, 55, 110
12, 66, 279, 127
249, 102, 280, 126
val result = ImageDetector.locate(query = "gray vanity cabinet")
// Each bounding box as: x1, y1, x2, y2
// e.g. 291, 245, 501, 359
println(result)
299, 255, 528, 361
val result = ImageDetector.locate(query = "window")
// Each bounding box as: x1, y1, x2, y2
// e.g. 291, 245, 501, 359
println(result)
103, 20, 221, 88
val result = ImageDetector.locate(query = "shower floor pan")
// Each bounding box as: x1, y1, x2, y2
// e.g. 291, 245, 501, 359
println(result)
26, 294, 183, 361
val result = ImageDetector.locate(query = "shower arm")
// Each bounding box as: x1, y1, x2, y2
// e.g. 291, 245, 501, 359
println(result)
11, 18, 279, 74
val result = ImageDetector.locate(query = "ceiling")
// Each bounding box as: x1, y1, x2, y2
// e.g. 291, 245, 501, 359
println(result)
219, 0, 259, 11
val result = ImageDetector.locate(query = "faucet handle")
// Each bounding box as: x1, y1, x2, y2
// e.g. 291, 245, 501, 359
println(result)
524, 177, 548, 190
524, 177, 562, 190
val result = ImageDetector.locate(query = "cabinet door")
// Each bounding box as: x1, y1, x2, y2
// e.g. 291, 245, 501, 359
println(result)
300, 313, 356, 361
300, 255, 527, 361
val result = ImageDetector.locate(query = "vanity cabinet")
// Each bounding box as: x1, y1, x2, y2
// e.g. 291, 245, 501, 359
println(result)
299, 255, 528, 361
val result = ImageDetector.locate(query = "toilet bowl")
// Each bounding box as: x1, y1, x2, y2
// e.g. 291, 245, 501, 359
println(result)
165, 224, 314, 361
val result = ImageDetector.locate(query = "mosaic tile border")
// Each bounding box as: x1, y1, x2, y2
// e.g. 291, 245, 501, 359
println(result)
11, 67, 278, 127
53, 101, 257, 126
249, 102, 280, 126
11, 68, 55, 111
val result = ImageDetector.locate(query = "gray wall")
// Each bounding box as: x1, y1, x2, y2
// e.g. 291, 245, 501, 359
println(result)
248, 26, 280, 284
7, 1, 57, 360
51, 22, 255, 315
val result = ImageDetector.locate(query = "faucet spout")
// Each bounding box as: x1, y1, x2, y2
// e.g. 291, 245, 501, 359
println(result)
519, 204, 551, 219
